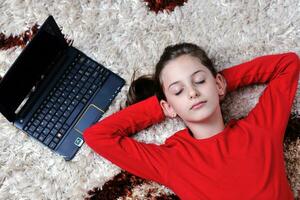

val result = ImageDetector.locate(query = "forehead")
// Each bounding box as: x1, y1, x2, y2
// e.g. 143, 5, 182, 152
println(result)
161, 55, 208, 87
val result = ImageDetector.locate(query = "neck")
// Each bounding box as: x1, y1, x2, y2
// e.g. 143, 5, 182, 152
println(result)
185, 105, 225, 139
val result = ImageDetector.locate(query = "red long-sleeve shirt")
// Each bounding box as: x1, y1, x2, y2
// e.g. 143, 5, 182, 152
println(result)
83, 52, 300, 200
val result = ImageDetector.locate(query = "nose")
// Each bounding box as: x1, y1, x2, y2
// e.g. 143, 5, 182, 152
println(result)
189, 86, 199, 99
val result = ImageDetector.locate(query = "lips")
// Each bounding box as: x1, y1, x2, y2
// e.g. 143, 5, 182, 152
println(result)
190, 101, 207, 110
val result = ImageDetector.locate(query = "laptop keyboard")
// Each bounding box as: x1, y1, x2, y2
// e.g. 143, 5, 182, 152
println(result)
24, 53, 110, 150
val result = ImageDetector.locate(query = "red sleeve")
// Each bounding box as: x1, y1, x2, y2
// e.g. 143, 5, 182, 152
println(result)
219, 52, 300, 142
83, 95, 171, 186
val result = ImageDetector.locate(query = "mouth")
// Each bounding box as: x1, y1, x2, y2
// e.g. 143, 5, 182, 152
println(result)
190, 101, 207, 110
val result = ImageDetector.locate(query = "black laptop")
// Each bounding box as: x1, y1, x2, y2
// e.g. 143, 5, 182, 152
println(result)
0, 15, 125, 160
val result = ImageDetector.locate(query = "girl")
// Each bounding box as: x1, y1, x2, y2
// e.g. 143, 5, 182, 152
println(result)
83, 43, 300, 200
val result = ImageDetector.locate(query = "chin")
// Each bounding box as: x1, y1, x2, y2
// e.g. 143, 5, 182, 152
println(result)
189, 107, 215, 121
185, 112, 209, 123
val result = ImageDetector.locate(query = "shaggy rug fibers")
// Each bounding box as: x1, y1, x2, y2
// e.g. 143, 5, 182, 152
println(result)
0, 0, 299, 199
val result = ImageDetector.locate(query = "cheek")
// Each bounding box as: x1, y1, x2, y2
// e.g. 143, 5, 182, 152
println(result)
203, 84, 220, 101
165, 95, 186, 113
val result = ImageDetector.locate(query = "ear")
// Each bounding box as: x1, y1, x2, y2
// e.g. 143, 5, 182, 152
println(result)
159, 99, 177, 118
215, 73, 227, 102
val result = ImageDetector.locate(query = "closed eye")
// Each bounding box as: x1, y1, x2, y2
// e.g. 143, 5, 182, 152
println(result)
175, 80, 205, 96
175, 91, 182, 96
196, 80, 205, 84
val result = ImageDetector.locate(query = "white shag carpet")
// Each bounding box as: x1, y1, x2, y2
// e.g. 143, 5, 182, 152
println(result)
0, 0, 300, 199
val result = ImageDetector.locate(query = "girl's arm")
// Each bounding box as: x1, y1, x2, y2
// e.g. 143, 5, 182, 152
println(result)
83, 95, 171, 186
219, 52, 300, 142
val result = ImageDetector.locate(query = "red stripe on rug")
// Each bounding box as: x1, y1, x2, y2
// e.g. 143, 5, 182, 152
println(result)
0, 24, 39, 50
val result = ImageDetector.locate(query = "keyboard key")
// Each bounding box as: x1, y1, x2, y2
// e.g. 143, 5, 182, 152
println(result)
72, 88, 80, 94
49, 108, 56, 115
43, 135, 53, 146
58, 86, 65, 92
58, 116, 67, 124
53, 137, 60, 143
87, 76, 95, 84
74, 75, 81, 81
41, 108, 49, 115
45, 102, 53, 109
59, 105, 67, 112
82, 98, 88, 104
76, 82, 84, 88
80, 88, 87, 95
50, 128, 58, 136
81, 76, 88, 82
84, 71, 91, 77
50, 116, 59, 124
78, 69, 84, 75
54, 90, 62, 97
33, 119, 40, 127
63, 99, 71, 106
45, 114, 52, 121
49, 142, 57, 149
57, 97, 64, 104
50, 96, 58, 103
63, 111, 71, 118
54, 122, 62, 130
90, 84, 98, 92
71, 100, 79, 106
68, 93, 76, 100
87, 66, 94, 72
38, 134, 46, 142
65, 75, 71, 81
55, 111, 63, 118
33, 132, 40, 138
56, 133, 63, 139
78, 57, 85, 64
53, 103, 59, 110
60, 128, 68, 135
75, 94, 83, 101
84, 82, 91, 89
42, 128, 50, 135
99, 67, 104, 74
29, 125, 36, 133
40, 120, 47, 127
92, 71, 99, 79
87, 90, 93, 96
36, 126, 43, 133
62, 124, 69, 130
37, 113, 44, 121
66, 105, 74, 112
46, 122, 54, 129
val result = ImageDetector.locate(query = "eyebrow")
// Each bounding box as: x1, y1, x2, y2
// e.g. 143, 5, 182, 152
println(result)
168, 69, 206, 90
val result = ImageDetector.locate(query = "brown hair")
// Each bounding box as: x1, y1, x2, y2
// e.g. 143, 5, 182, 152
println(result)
125, 42, 218, 107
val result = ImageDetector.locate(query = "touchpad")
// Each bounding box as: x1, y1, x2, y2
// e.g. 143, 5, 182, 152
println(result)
74, 105, 104, 134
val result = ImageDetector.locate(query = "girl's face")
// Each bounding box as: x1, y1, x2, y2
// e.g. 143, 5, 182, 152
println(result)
159, 54, 226, 124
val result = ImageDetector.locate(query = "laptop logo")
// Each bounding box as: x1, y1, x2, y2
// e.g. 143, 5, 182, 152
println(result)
74, 137, 83, 147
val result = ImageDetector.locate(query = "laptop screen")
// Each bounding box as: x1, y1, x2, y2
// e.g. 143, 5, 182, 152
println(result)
0, 16, 68, 122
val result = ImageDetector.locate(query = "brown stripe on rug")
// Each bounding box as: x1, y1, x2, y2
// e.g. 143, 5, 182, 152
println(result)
284, 113, 300, 143
0, 23, 73, 50
0, 24, 39, 50
84, 170, 180, 200
144, 0, 188, 14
